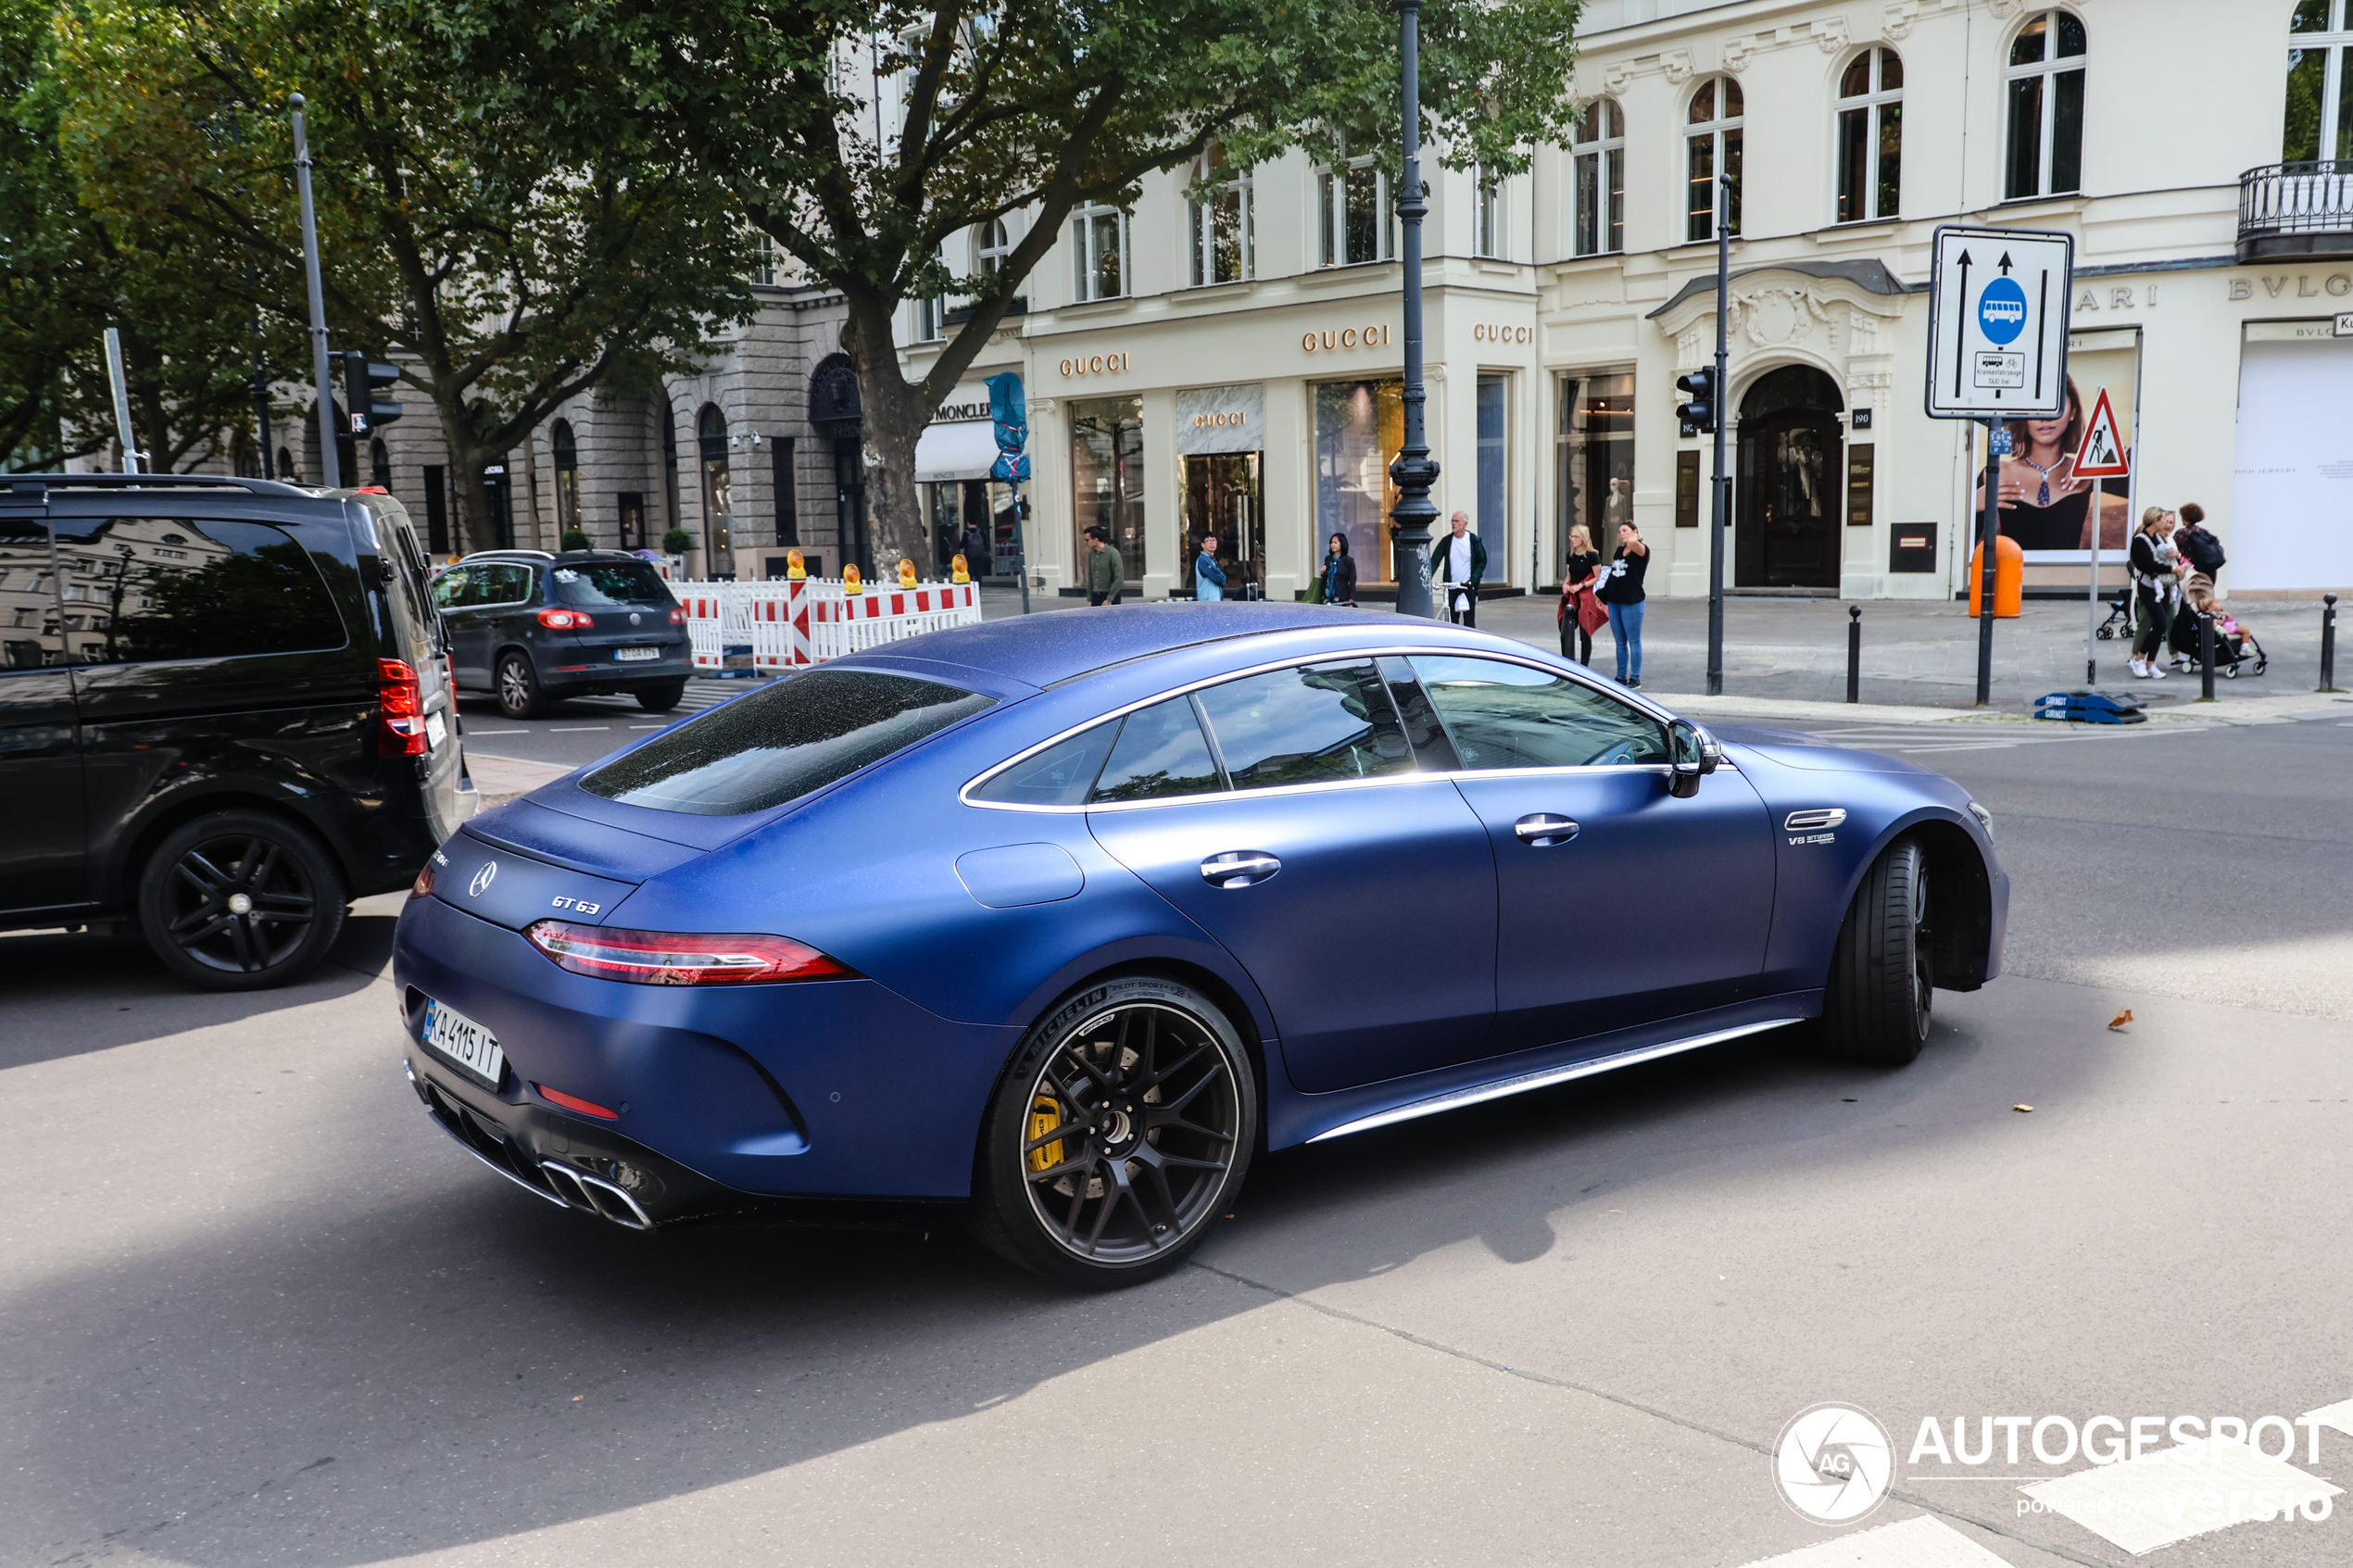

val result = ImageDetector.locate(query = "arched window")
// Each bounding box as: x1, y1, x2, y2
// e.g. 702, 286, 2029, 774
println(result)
697, 405, 734, 570
1687, 78, 1743, 243
1071, 200, 1127, 300
1473, 166, 1502, 258
1189, 144, 1253, 286
2286, 1, 2353, 161
2005, 10, 2086, 199
1319, 150, 1393, 267
1835, 48, 1903, 222
276, 446, 296, 483
1571, 99, 1625, 257
549, 419, 581, 539
976, 218, 1013, 278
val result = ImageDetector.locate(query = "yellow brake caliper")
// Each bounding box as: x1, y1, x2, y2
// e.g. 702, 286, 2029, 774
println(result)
1026, 1095, 1064, 1175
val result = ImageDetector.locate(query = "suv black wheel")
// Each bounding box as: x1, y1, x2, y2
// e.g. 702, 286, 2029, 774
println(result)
496, 651, 545, 720
1820, 836, 1932, 1064
971, 975, 1256, 1289
635, 680, 686, 713
137, 810, 348, 991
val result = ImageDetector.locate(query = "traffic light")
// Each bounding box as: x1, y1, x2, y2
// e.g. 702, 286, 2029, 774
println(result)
1675, 367, 1718, 436
342, 351, 404, 436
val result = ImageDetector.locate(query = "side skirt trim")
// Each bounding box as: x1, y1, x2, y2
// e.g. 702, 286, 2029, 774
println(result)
1304, 1017, 1806, 1144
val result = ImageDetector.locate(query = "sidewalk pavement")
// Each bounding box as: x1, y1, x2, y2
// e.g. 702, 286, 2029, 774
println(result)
980, 584, 2347, 722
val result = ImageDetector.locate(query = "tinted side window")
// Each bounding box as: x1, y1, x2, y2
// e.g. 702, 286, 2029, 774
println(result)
554, 561, 674, 608
1410, 655, 1665, 768
973, 720, 1121, 806
484, 564, 534, 605
430, 566, 471, 609
582, 668, 994, 815
1195, 660, 1413, 789
51, 517, 346, 664
1088, 697, 1224, 803
0, 515, 62, 669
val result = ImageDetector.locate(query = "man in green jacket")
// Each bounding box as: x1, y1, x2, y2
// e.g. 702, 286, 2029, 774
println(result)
1429, 510, 1486, 626
1085, 525, 1126, 606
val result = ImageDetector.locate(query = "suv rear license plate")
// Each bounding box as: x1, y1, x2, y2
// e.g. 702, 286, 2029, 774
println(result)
614, 646, 661, 662
422, 997, 505, 1086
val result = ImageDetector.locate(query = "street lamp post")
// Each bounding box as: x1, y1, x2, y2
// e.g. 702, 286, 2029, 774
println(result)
1705, 173, 1730, 696
289, 94, 340, 490
1387, 0, 1439, 620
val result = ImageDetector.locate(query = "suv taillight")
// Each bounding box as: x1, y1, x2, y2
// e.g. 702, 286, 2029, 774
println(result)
378, 658, 428, 757
668, 607, 685, 624
524, 921, 860, 985
537, 608, 589, 629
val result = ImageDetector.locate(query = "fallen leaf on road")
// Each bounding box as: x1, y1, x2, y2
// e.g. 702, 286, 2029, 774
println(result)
2013, 1104, 2034, 1113
2108, 1008, 2134, 1031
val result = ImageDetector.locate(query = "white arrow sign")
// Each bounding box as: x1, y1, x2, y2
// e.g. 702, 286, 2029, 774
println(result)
1924, 225, 2074, 420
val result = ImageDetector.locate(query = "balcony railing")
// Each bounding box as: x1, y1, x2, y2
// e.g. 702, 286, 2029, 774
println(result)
2239, 160, 2353, 261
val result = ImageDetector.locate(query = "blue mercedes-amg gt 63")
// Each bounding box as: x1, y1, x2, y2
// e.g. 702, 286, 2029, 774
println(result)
393, 604, 2005, 1286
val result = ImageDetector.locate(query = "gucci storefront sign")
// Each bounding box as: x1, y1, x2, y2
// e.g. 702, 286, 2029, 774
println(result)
1302, 323, 1392, 353
1176, 384, 1265, 456
1472, 323, 1531, 345
1059, 350, 1132, 377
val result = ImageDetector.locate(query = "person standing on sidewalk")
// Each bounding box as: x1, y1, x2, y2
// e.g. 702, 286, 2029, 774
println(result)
1597, 521, 1650, 688
1429, 510, 1486, 626
1557, 523, 1603, 665
1192, 534, 1227, 602
2129, 507, 2185, 680
1084, 525, 1126, 606
1319, 533, 1358, 608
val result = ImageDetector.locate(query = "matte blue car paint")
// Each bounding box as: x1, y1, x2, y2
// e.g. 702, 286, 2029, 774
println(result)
392, 606, 2007, 1219
1453, 766, 1778, 1053
1088, 775, 1497, 1093
953, 843, 1085, 908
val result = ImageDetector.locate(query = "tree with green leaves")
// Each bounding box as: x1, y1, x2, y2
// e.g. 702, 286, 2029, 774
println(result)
3, 0, 299, 472
498, 0, 1582, 570
57, 0, 760, 546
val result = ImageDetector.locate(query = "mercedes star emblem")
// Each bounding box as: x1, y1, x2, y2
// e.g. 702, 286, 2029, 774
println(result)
468, 861, 497, 897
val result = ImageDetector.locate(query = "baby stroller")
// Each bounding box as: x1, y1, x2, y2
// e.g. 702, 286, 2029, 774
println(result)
2165, 576, 2266, 678
2095, 596, 2135, 642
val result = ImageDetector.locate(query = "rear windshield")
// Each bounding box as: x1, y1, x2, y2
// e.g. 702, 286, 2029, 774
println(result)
552, 561, 675, 608
581, 668, 995, 815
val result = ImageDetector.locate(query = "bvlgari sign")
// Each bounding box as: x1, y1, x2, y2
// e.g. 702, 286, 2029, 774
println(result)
1176, 383, 1264, 456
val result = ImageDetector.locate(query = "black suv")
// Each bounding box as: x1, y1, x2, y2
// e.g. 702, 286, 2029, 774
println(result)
430, 549, 691, 719
0, 474, 462, 989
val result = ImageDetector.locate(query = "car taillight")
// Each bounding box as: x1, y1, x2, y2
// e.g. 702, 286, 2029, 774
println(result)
377, 658, 427, 757
410, 859, 435, 898
524, 921, 860, 986
668, 607, 685, 624
537, 608, 589, 629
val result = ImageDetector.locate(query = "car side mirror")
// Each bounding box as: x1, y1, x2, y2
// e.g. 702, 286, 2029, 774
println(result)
1667, 720, 1713, 798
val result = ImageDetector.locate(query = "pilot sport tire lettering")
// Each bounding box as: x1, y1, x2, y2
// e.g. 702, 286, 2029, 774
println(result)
970, 975, 1256, 1288
635, 680, 687, 713
136, 809, 348, 991
1820, 836, 1932, 1065
496, 652, 545, 720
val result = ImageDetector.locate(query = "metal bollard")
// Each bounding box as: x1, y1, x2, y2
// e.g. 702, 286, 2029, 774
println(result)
1846, 604, 1861, 704
2324, 594, 2341, 693
2200, 611, 2217, 701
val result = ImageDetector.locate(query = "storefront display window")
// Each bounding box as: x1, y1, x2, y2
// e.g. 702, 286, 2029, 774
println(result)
1071, 397, 1146, 583
1555, 372, 1634, 572
1313, 379, 1404, 582
1477, 376, 1508, 567
925, 480, 1018, 576
698, 404, 734, 574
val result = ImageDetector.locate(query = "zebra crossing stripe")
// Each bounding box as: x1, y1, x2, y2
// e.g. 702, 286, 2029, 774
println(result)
2015, 1441, 2339, 1555
1728, 1514, 2010, 1567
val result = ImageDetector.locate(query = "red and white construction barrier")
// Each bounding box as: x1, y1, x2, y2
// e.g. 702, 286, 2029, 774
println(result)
673, 579, 982, 671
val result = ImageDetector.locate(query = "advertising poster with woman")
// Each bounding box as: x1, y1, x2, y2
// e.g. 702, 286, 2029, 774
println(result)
1974, 330, 2138, 571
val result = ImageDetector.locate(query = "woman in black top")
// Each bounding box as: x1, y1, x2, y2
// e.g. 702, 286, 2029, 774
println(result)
1557, 523, 1603, 663
1319, 533, 1358, 607
2128, 507, 2183, 679
1596, 521, 1650, 687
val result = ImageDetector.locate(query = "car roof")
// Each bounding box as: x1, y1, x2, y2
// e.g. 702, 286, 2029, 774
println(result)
845, 602, 1435, 688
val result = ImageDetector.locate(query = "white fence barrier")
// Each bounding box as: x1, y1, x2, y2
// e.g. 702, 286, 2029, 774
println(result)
673, 579, 982, 671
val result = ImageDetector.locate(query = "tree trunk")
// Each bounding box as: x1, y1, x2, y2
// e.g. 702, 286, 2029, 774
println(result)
431, 392, 497, 555
847, 320, 933, 575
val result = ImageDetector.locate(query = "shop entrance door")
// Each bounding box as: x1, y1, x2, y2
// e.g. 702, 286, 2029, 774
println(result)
1182, 453, 1263, 597
1735, 366, 1842, 589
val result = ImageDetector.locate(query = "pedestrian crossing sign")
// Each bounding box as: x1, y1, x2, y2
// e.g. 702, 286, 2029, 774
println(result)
2072, 386, 2130, 478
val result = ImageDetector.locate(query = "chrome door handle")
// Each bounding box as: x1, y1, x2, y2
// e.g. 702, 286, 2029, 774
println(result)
1514, 813, 1579, 847
1201, 851, 1281, 888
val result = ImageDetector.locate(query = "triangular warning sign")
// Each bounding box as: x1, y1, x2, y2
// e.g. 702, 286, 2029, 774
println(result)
2072, 387, 2131, 478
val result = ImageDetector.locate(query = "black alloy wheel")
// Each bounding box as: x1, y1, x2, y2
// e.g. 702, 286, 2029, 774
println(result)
136, 809, 347, 991
636, 680, 686, 713
1820, 836, 1932, 1064
496, 652, 544, 720
973, 975, 1255, 1287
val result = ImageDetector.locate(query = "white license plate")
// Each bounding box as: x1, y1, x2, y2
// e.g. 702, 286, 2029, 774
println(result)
614, 646, 661, 662
425, 711, 448, 751
422, 997, 505, 1085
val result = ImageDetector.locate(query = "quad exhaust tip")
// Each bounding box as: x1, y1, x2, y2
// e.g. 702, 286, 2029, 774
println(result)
538, 1160, 655, 1231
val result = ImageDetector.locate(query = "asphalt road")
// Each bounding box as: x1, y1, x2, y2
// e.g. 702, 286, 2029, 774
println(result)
5, 714, 2350, 1567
